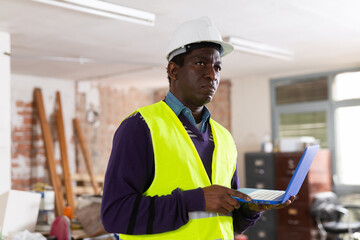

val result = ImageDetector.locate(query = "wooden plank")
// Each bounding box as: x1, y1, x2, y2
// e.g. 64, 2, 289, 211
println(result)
73, 118, 100, 195
72, 173, 104, 183
71, 173, 104, 195
55, 91, 76, 214
33, 88, 65, 216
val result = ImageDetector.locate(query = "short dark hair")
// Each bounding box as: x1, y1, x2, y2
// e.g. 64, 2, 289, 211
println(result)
167, 53, 186, 86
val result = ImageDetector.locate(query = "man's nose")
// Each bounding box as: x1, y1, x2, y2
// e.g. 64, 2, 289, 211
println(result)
205, 65, 218, 81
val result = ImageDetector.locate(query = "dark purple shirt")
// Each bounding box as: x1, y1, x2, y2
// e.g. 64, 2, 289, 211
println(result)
101, 102, 260, 235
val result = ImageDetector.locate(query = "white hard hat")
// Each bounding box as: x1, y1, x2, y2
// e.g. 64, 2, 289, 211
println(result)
166, 16, 234, 61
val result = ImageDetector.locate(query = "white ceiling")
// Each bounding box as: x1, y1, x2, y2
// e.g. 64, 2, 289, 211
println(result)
1, 0, 360, 84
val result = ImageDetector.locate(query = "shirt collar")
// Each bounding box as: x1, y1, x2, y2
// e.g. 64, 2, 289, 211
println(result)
165, 91, 211, 132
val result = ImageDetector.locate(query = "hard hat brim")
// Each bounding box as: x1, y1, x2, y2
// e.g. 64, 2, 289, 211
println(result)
167, 40, 234, 61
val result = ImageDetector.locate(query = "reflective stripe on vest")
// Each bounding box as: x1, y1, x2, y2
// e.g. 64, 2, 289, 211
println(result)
119, 101, 237, 240
189, 211, 232, 220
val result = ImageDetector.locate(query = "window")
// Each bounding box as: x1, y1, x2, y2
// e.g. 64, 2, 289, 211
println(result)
335, 106, 360, 185
333, 71, 360, 186
276, 77, 328, 104
271, 69, 360, 192
279, 111, 328, 148
333, 72, 360, 101
272, 75, 329, 149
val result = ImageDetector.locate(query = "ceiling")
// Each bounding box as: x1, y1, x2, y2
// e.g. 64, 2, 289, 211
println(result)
1, 0, 360, 85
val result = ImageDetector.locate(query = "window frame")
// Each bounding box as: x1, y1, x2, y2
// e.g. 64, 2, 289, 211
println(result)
271, 67, 360, 196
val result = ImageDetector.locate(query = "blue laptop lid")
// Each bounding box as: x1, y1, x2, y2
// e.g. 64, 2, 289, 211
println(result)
282, 145, 320, 203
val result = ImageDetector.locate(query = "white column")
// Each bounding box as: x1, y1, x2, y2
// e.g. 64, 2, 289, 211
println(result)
0, 32, 11, 195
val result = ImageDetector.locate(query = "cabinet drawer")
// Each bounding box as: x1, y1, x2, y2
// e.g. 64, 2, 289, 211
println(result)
246, 210, 276, 240
245, 153, 274, 179
246, 176, 275, 189
276, 177, 310, 203
277, 226, 318, 240
277, 203, 314, 228
256, 209, 276, 226
275, 150, 331, 178
275, 152, 301, 178
247, 227, 276, 240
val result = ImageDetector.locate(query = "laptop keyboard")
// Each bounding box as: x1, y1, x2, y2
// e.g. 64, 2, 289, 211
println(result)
249, 190, 285, 201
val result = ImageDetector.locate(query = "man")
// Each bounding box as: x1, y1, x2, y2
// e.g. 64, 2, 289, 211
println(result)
101, 16, 295, 239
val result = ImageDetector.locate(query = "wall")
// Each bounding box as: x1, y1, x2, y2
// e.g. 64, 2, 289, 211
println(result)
0, 32, 11, 195
75, 82, 156, 175
11, 74, 75, 190
231, 76, 272, 187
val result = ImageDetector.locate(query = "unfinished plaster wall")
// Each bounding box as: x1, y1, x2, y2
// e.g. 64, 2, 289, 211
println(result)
75, 82, 155, 175
11, 74, 75, 190
0, 32, 11, 194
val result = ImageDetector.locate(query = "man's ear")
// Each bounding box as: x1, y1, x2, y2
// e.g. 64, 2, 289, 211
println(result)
167, 62, 178, 81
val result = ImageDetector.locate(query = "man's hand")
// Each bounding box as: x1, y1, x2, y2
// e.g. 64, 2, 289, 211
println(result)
202, 185, 252, 215
245, 196, 296, 212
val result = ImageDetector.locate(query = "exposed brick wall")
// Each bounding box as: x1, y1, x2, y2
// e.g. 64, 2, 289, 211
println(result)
75, 84, 155, 175
11, 100, 53, 190
11, 75, 75, 191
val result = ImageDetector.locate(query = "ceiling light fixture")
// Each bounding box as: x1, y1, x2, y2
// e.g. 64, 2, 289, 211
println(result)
32, 0, 155, 26
225, 36, 293, 61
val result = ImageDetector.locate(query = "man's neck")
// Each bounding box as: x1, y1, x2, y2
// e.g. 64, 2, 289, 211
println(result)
190, 107, 204, 124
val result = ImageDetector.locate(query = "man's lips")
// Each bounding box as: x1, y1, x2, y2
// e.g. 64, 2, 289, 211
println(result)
201, 85, 216, 93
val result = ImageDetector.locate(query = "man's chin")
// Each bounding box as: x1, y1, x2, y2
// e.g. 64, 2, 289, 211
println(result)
201, 96, 213, 105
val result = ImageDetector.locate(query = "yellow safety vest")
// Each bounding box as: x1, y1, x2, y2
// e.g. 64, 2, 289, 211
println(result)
119, 101, 237, 240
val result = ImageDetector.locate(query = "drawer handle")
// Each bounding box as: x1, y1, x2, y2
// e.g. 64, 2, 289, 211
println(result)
254, 169, 265, 174
288, 219, 300, 225
255, 159, 264, 167
257, 230, 266, 238
288, 208, 298, 215
287, 159, 296, 169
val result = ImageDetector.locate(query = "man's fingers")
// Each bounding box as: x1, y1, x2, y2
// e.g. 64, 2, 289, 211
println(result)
219, 207, 230, 215
224, 195, 241, 210
203, 185, 255, 214
229, 189, 252, 201
222, 203, 233, 213
221, 202, 237, 214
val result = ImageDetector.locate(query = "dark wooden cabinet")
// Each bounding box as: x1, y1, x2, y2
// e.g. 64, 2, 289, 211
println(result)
275, 149, 332, 240
244, 149, 332, 240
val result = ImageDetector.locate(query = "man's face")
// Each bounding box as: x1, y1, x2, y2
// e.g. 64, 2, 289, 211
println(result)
171, 47, 222, 109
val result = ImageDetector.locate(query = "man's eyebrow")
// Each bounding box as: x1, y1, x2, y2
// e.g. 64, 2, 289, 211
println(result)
191, 55, 222, 63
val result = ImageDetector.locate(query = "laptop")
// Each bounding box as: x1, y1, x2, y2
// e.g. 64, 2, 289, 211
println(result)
234, 144, 320, 205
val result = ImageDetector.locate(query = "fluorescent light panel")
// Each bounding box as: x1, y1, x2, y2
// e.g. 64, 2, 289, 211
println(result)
32, 0, 155, 26
226, 36, 293, 61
